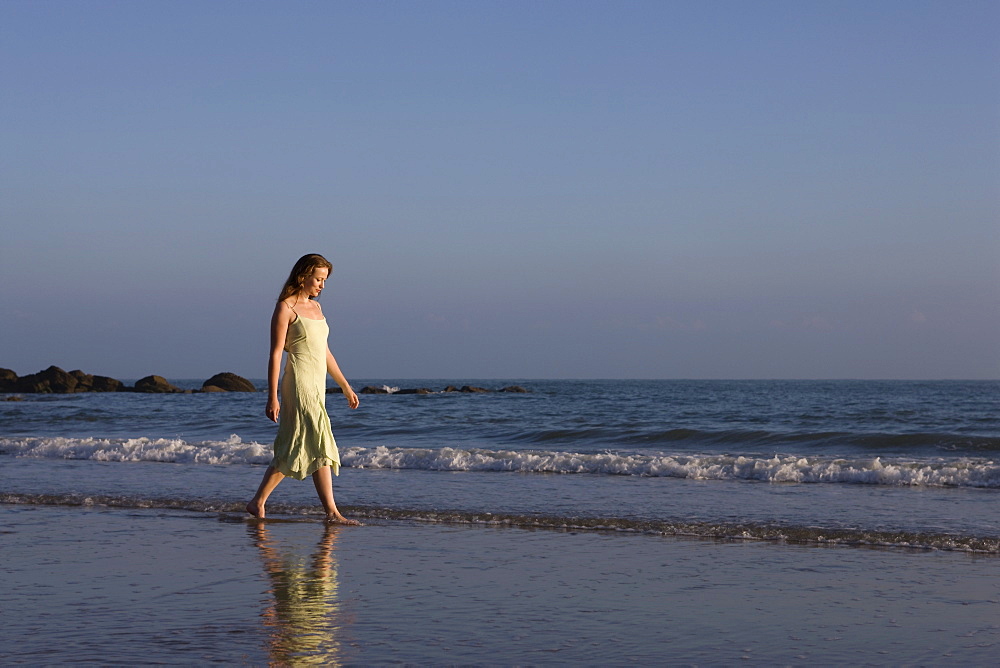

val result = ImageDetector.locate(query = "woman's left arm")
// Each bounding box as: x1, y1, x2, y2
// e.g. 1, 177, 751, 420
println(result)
326, 347, 359, 409
315, 303, 359, 409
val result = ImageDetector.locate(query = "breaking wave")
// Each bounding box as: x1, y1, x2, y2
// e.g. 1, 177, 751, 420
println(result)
2, 436, 999, 488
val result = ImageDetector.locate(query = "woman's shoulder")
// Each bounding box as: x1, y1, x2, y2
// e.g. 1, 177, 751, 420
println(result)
272, 300, 296, 320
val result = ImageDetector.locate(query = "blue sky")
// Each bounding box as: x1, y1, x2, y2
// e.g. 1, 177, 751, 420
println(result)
1, 0, 997, 380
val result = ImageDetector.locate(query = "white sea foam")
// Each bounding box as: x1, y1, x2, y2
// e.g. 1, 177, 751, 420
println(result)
340, 446, 1000, 487
3, 437, 998, 487
0, 435, 273, 466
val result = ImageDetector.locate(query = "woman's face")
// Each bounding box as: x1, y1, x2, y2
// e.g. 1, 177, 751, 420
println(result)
302, 267, 329, 298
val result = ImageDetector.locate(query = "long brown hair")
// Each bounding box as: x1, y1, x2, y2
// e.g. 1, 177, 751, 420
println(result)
277, 253, 333, 302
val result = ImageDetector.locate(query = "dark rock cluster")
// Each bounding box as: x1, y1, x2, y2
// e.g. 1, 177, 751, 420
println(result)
1, 366, 529, 397
0, 366, 256, 394
1, 366, 124, 393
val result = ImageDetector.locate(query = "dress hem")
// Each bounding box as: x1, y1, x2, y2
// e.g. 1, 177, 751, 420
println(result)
270, 457, 341, 481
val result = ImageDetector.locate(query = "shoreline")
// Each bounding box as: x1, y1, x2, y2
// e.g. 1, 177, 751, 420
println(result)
3, 451, 998, 554
5, 491, 999, 555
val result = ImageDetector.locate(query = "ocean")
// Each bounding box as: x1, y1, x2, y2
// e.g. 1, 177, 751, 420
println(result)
2, 379, 999, 663
3, 379, 998, 549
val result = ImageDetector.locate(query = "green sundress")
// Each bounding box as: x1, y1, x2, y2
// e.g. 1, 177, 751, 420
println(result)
271, 313, 340, 479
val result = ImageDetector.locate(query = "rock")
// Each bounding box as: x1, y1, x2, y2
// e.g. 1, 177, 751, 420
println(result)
0, 368, 17, 392
70, 370, 94, 391
201, 372, 255, 392
326, 386, 344, 394
91, 375, 123, 392
498, 385, 529, 393
4, 395, 23, 401
200, 385, 226, 393
396, 388, 434, 395
5, 366, 124, 393
17, 366, 78, 393
134, 375, 182, 393
442, 385, 460, 392
69, 370, 123, 392
460, 385, 490, 393
360, 385, 390, 394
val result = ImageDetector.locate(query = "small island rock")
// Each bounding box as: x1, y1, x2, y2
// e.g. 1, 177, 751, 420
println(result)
201, 372, 255, 392
0, 368, 18, 392
91, 375, 123, 392
17, 366, 78, 393
69, 370, 94, 390
134, 375, 182, 393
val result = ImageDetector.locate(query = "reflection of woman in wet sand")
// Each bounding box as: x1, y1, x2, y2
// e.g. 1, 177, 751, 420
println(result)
251, 523, 351, 664
246, 253, 361, 525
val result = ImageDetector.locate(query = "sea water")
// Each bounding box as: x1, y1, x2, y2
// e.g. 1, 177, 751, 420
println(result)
2, 379, 998, 552
5, 504, 997, 665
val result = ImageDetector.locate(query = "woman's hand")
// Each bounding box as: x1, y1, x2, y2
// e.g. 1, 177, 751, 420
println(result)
345, 388, 359, 410
266, 396, 280, 423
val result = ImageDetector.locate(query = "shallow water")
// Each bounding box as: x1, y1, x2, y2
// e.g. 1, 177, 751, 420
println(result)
1, 504, 997, 665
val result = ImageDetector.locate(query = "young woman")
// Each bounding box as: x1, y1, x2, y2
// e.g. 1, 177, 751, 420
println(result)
246, 253, 361, 525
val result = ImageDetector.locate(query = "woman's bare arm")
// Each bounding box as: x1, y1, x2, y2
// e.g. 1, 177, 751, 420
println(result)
265, 302, 294, 422
326, 347, 359, 409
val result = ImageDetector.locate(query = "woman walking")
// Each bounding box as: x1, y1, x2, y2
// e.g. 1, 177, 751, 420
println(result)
246, 253, 361, 525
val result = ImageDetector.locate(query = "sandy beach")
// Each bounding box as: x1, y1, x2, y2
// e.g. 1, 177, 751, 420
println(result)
2, 502, 997, 665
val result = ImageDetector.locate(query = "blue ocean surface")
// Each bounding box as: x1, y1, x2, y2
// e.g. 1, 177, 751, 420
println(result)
2, 380, 998, 552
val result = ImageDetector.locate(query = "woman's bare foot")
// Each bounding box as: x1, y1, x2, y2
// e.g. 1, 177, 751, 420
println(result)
325, 513, 362, 526
246, 501, 265, 519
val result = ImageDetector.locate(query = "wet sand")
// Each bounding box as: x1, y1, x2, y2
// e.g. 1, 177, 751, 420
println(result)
1, 503, 997, 665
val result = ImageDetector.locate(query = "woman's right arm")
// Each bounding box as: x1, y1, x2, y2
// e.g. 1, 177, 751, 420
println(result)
265, 302, 292, 423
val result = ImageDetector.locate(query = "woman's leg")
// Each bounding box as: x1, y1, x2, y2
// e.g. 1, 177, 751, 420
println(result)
312, 465, 361, 525
247, 465, 284, 518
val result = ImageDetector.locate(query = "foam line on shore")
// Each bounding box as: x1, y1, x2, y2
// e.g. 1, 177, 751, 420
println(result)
2, 492, 998, 554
